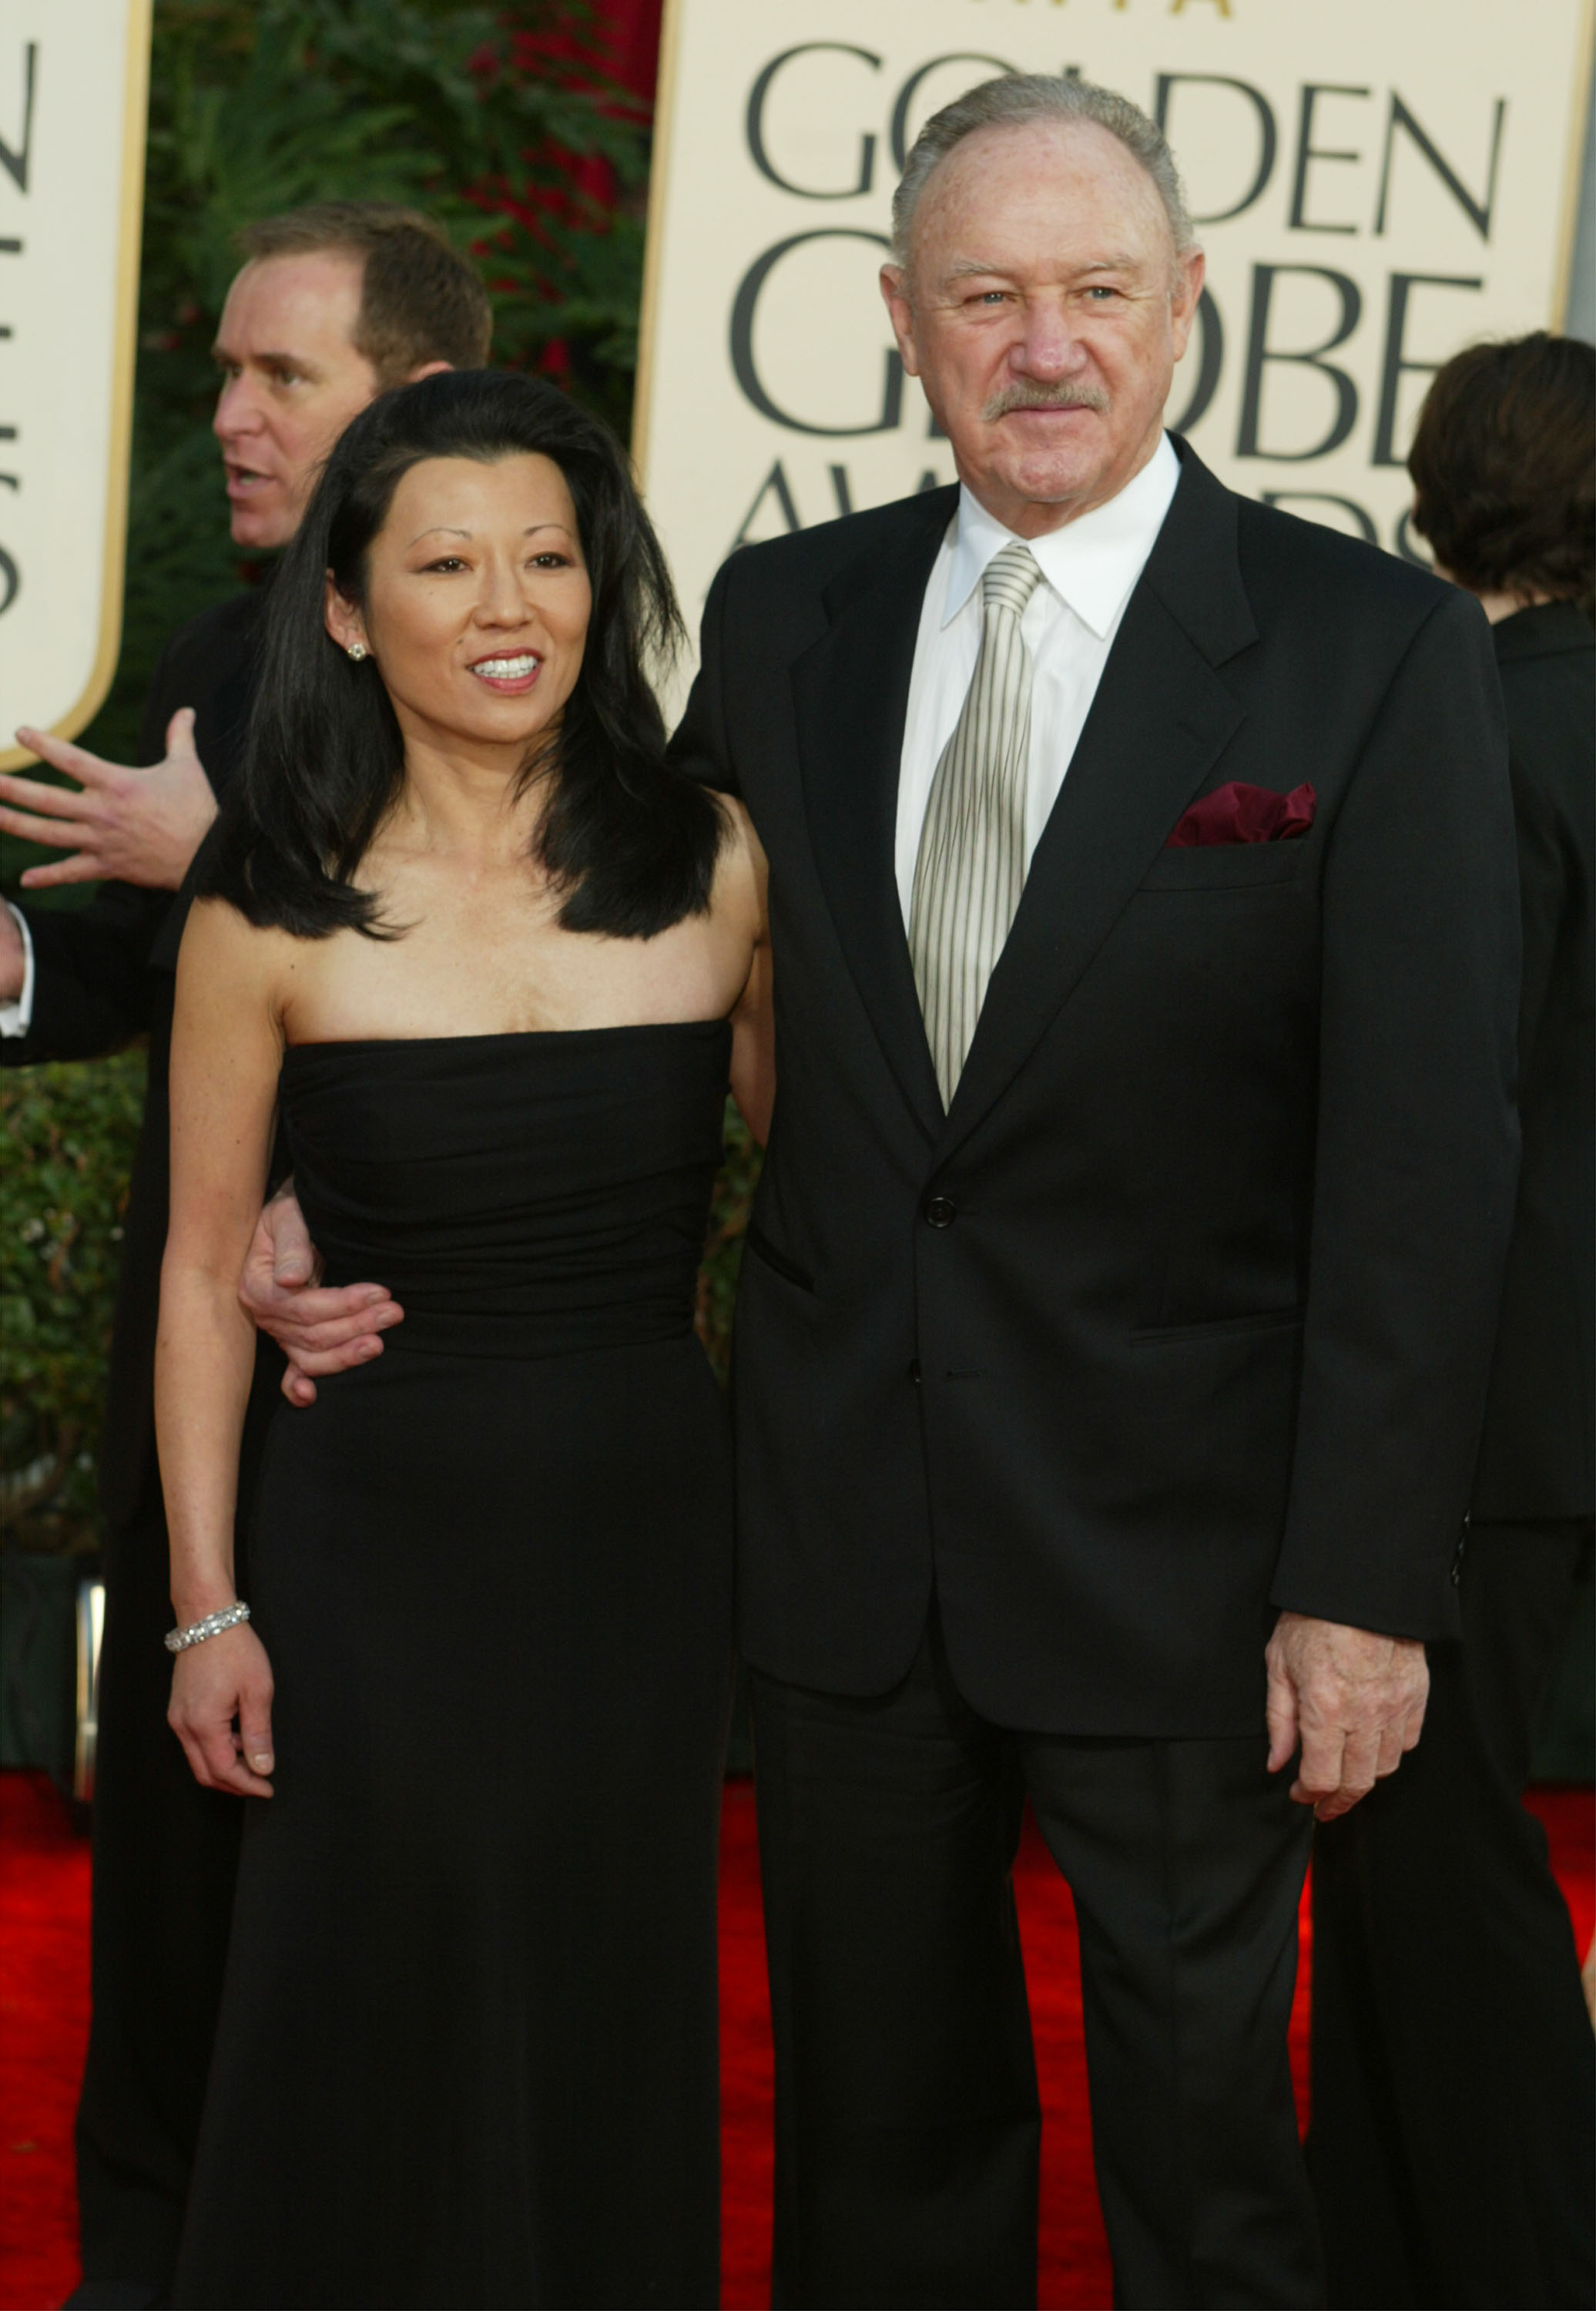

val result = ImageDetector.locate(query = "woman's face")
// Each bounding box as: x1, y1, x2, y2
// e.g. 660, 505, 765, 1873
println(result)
326, 451, 592, 758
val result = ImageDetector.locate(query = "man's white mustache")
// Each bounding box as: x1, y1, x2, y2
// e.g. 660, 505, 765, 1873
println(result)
982, 386, 1110, 419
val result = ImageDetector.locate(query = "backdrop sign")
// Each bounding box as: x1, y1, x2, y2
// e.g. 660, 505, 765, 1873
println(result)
635, 0, 1594, 685
0, 0, 151, 770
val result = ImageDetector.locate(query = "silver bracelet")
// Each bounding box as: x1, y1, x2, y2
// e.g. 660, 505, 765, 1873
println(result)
165, 1601, 252, 1654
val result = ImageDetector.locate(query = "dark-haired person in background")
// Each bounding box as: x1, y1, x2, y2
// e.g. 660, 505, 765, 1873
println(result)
159, 368, 769, 2308
0, 204, 491, 2310
1309, 330, 1594, 2311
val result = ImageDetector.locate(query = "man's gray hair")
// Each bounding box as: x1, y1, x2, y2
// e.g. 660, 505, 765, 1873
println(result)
890, 74, 1196, 271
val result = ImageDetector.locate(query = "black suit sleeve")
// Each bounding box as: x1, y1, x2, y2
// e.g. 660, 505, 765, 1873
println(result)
2, 632, 187, 1067
667, 558, 742, 797
136, 627, 183, 768
1270, 590, 1521, 1637
3, 884, 169, 1062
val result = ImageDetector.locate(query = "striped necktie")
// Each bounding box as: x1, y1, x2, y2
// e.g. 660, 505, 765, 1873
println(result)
909, 538, 1046, 1108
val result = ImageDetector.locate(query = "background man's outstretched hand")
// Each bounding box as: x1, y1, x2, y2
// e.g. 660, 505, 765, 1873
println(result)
2, 710, 219, 891
1265, 1609, 1429, 1820
238, 1182, 404, 1406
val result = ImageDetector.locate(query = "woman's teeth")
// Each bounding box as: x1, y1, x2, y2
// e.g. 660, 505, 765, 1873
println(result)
472, 654, 538, 679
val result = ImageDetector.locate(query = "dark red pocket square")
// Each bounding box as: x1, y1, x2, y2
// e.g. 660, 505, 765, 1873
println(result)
1166, 780, 1316, 848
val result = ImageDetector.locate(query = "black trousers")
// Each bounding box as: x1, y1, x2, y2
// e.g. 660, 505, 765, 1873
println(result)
749, 1608, 1319, 2310
1308, 1518, 1595, 2311
74, 1494, 242, 2292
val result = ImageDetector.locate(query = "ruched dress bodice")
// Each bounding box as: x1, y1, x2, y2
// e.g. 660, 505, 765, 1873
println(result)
280, 1019, 731, 1360
176, 1021, 736, 2311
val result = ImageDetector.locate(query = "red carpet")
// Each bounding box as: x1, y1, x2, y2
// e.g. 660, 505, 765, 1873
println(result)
0, 1777, 90, 2311
2, 1771, 1591, 2311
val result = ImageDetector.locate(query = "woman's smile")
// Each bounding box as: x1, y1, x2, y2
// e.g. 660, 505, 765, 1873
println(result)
468, 649, 542, 695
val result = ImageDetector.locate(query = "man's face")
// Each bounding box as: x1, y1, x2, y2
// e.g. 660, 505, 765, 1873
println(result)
881, 120, 1203, 537
212, 252, 381, 549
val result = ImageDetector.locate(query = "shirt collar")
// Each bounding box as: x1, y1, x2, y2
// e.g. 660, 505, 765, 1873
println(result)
943, 432, 1181, 640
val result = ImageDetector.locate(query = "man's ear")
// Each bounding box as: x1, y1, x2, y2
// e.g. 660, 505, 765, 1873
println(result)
1168, 247, 1205, 365
405, 358, 454, 384
879, 265, 920, 379
324, 571, 368, 656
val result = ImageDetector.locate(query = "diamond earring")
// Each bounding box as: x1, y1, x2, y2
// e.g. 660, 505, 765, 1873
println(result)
346, 642, 367, 662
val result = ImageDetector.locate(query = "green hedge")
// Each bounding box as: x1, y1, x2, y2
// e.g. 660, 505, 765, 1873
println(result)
699, 1105, 760, 1385
0, 1053, 147, 1555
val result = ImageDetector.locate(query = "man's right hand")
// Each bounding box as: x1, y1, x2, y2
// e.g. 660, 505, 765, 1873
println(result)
1264, 1610, 1429, 1821
239, 1181, 404, 1407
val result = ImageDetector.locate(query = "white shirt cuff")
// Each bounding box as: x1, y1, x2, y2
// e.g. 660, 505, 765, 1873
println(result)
0, 901, 36, 1036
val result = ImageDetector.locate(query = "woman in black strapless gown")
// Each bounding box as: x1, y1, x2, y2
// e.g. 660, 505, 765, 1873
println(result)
178, 1027, 733, 2306
156, 376, 769, 2307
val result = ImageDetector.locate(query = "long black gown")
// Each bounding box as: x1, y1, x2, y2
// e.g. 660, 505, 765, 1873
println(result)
173, 1022, 735, 2310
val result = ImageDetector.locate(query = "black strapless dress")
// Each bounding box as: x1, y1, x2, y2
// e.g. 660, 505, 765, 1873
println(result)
173, 1025, 734, 2311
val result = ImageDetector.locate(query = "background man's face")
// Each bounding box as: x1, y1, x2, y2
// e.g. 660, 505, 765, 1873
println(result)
212, 252, 382, 549
883, 120, 1203, 536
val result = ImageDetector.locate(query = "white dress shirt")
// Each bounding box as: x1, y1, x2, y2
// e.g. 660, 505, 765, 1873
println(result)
894, 432, 1181, 926
0, 901, 35, 1036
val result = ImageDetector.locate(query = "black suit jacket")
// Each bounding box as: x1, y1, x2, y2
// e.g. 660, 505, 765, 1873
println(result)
672, 443, 1521, 1736
3, 588, 265, 1524
1470, 601, 1594, 1521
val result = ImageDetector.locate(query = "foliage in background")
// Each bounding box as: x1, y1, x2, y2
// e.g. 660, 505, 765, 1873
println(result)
0, 1055, 146, 1555
697, 1105, 759, 1385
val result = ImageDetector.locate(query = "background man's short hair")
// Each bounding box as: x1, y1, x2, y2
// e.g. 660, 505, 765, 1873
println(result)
890, 74, 1197, 273
236, 201, 493, 380
1408, 333, 1594, 614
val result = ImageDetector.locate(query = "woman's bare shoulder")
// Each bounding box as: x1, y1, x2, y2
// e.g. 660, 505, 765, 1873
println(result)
183, 893, 280, 959
179, 896, 325, 1024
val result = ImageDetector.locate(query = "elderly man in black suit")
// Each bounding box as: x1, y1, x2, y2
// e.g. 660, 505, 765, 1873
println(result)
253, 78, 1519, 2309
0, 204, 488, 2311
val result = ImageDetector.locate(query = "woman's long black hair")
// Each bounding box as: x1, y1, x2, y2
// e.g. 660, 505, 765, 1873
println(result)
200, 369, 722, 940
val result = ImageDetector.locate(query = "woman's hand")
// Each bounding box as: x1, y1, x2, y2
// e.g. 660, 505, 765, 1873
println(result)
169, 1624, 277, 1798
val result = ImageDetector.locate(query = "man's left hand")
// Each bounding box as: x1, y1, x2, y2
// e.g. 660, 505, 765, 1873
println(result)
1, 709, 218, 891
1265, 1610, 1428, 1820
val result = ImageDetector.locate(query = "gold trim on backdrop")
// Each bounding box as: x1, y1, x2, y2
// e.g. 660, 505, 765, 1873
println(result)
630, 0, 684, 491
1551, 0, 1596, 330
0, 0, 152, 775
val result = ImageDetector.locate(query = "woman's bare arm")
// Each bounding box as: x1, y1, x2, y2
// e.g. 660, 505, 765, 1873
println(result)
726, 804, 774, 1148
157, 897, 286, 1798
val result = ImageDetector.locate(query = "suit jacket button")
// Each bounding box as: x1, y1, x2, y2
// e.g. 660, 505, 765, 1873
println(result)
924, 1194, 957, 1229
907, 1358, 921, 1384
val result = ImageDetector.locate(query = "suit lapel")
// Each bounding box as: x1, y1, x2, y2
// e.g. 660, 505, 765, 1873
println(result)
938, 448, 1259, 1163
792, 489, 957, 1139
